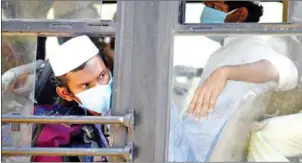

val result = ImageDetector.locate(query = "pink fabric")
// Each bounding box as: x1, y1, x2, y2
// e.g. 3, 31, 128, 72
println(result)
32, 105, 81, 162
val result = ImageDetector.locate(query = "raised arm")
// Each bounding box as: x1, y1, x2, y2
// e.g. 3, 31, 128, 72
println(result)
189, 44, 298, 120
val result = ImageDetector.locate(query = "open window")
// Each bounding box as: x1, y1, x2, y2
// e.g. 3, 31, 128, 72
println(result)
170, 1, 302, 162
1, 1, 133, 162
179, 1, 291, 24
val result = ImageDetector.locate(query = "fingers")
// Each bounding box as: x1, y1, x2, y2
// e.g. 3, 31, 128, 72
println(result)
189, 87, 216, 121
201, 91, 211, 120
189, 86, 211, 121
189, 88, 200, 116
209, 89, 219, 113
194, 92, 204, 121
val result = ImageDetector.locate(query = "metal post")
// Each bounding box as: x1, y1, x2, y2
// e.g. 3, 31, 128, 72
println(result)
2, 113, 134, 129
112, 1, 178, 161
2, 147, 130, 158
283, 0, 289, 23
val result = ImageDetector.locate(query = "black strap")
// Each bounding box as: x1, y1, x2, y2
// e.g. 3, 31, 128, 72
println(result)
35, 61, 55, 102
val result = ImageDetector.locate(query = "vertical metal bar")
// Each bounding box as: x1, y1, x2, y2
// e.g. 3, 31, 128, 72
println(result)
179, 1, 186, 24
282, 0, 289, 23
110, 1, 134, 162
100, 0, 103, 21
111, 1, 178, 161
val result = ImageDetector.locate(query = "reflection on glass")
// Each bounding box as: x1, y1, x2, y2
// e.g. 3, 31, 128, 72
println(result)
2, 36, 37, 161
184, 1, 284, 24
1, 1, 116, 20
170, 34, 302, 162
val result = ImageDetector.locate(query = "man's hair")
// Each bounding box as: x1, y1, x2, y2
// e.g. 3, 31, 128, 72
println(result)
52, 61, 88, 92
225, 1, 264, 22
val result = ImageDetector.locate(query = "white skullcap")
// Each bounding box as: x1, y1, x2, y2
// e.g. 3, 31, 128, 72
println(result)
49, 35, 99, 76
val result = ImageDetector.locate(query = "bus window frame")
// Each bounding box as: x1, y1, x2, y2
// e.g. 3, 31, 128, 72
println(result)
179, 0, 295, 25
2, 0, 302, 162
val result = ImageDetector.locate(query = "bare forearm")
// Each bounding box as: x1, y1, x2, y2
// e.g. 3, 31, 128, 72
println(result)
222, 59, 279, 84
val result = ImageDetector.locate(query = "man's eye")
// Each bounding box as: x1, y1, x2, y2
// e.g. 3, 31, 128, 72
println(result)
82, 83, 90, 89
99, 73, 106, 79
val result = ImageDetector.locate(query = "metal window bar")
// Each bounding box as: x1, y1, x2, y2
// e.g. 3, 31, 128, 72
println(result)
1, 111, 134, 129
3, 147, 128, 157
178, 1, 186, 24
175, 23, 302, 35
2, 143, 133, 161
2, 19, 116, 37
2, 112, 134, 161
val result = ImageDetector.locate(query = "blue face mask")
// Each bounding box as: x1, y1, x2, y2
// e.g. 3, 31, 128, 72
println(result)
76, 72, 113, 114
200, 6, 227, 24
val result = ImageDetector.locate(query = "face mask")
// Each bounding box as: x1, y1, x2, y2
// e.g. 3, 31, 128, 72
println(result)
200, 6, 237, 24
75, 73, 113, 114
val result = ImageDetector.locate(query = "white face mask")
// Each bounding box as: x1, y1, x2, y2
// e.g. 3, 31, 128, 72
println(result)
75, 73, 113, 114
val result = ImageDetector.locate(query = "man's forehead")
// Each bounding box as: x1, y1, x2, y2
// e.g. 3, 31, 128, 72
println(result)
66, 56, 106, 84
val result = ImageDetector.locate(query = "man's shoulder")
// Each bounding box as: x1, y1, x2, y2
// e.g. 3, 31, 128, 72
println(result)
224, 35, 269, 48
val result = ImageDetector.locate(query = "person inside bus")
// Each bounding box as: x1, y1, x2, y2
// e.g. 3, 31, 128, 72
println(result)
32, 35, 112, 162
50, 36, 113, 117
200, 1, 264, 23
168, 2, 299, 162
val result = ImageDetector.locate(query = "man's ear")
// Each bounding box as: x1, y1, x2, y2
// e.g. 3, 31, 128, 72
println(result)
56, 87, 74, 102
234, 7, 248, 22
226, 7, 248, 22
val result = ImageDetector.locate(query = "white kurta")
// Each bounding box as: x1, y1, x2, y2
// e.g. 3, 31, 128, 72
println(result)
248, 113, 302, 162
169, 35, 298, 162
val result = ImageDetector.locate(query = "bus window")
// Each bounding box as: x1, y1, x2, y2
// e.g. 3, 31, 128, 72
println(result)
2, 35, 38, 162
182, 1, 285, 24
1, 1, 116, 20
170, 34, 302, 162
2, 35, 116, 161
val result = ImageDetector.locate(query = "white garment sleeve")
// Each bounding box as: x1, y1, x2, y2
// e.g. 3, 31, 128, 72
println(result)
241, 42, 298, 91
248, 113, 302, 161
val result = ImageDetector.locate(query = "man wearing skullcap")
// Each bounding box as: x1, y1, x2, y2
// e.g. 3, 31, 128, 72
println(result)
47, 35, 112, 162
49, 35, 112, 116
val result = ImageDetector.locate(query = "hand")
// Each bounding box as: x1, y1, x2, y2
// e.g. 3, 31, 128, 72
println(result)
11, 74, 35, 96
189, 67, 229, 121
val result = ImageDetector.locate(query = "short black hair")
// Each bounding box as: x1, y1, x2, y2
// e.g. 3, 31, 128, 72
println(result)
225, 1, 264, 22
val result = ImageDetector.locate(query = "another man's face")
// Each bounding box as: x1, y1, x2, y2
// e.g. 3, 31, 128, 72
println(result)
204, 1, 248, 23
57, 55, 110, 102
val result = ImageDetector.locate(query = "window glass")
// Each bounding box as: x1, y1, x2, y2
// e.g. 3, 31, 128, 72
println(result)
2, 35, 37, 161
170, 34, 302, 162
1, 1, 116, 20
292, 1, 302, 23
183, 1, 285, 24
